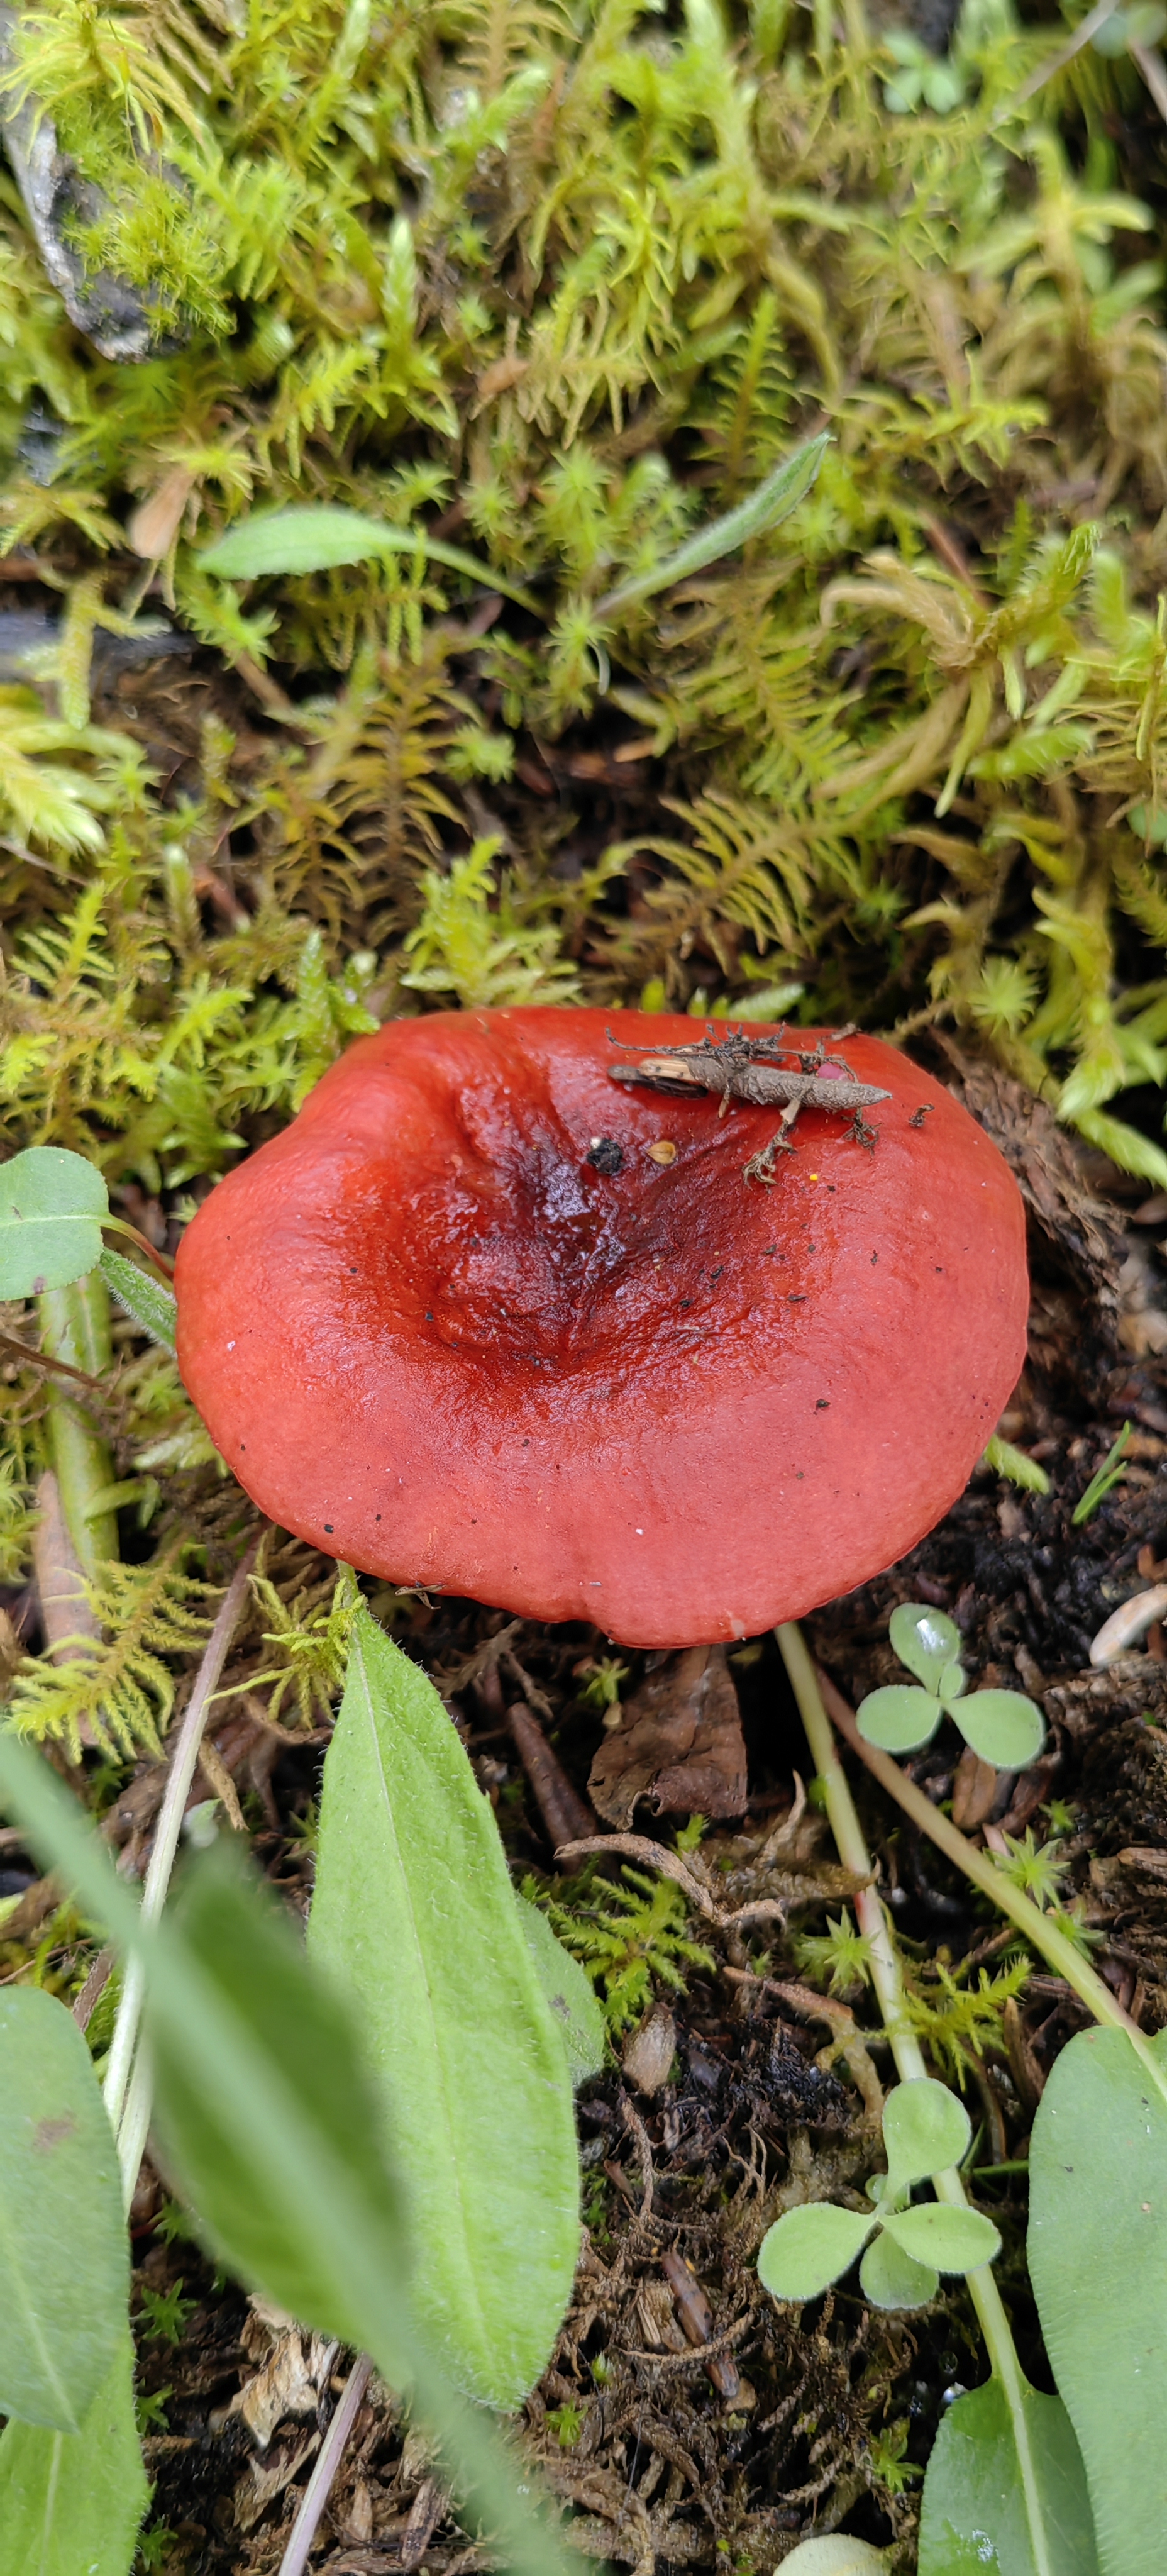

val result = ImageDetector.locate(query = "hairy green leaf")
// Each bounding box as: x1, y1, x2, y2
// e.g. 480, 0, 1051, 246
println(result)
956, 1690, 1044, 1770
99, 1247, 177, 1351
880, 2202, 1000, 2275
307, 1609, 580, 2406
882, 2078, 971, 2197
516, 1894, 606, 2086
0, 1988, 127, 2432
858, 2228, 938, 2311
0, 2331, 148, 2576
757, 2202, 874, 2302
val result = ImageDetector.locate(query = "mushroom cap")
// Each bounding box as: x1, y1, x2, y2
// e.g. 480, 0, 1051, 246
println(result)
175, 1008, 1027, 1646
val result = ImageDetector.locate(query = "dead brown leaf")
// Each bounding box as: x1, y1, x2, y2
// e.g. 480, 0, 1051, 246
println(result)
589, 1646, 747, 1827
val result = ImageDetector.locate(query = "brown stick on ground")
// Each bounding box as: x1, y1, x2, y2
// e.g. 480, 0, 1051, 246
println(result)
507, 1702, 595, 1860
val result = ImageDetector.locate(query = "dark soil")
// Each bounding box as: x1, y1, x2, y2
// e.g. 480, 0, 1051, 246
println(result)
90, 1055, 1167, 2575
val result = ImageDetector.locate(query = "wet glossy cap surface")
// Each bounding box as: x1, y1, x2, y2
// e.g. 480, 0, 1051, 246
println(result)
175, 1008, 1028, 1645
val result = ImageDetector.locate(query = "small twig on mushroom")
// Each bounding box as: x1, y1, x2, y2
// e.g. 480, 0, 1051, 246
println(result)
276, 2352, 373, 2576
607, 1027, 890, 1179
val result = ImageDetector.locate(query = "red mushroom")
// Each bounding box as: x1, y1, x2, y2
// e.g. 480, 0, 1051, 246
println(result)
175, 1008, 1027, 1647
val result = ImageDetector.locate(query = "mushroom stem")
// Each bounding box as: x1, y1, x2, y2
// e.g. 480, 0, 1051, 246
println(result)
775, 1616, 1077, 2576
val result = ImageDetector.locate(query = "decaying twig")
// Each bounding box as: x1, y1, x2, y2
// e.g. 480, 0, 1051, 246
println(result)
276, 2353, 373, 2576
555, 1830, 788, 1933
660, 2250, 741, 2401
607, 1026, 890, 1180
507, 1702, 595, 1856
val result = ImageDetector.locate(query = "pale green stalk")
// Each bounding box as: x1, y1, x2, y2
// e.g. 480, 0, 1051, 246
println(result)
777, 1623, 1056, 2576
104, 1538, 260, 2201
37, 1274, 116, 1575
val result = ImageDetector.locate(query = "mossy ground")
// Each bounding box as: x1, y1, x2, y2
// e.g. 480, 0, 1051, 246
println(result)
3, 0, 1167, 2567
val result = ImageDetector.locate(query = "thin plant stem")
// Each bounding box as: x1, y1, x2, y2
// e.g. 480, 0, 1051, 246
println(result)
277, 2354, 373, 2576
776, 1623, 1056, 2576
104, 1534, 261, 2200
1000, 0, 1122, 113
38, 1273, 117, 1577
812, 1662, 1167, 2119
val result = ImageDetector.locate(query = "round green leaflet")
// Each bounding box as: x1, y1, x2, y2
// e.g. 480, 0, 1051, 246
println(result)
882, 2078, 972, 2199
756, 2203, 875, 2303
956, 1689, 1045, 1768
858, 2228, 939, 2312
0, 1148, 108, 1299
881, 2204, 1001, 2273
888, 1603, 963, 1693
856, 1684, 943, 1754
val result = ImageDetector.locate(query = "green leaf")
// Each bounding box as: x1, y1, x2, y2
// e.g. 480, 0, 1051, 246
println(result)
0, 2330, 148, 2576
858, 2228, 939, 2311
856, 1684, 943, 1753
0, 1148, 108, 1299
882, 2078, 971, 2199
956, 1690, 1045, 1770
938, 1660, 966, 1702
881, 2204, 1001, 2275
516, 1895, 606, 2087
150, 1840, 411, 2369
0, 1987, 127, 2432
888, 1603, 963, 1692
595, 431, 831, 616
919, 2374, 1099, 2576
99, 1248, 177, 1352
307, 1609, 580, 2407
199, 508, 539, 613
0, 1738, 577, 2576
777, 2541, 893, 2574
1029, 2026, 1167, 2574
756, 2202, 875, 2302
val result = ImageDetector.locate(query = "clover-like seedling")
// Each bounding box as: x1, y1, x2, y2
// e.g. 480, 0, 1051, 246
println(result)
756, 2077, 1000, 2313
856, 1603, 1044, 1768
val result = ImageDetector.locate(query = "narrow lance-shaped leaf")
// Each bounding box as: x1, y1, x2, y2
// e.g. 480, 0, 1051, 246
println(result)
0, 1987, 128, 2432
199, 508, 539, 612
595, 431, 831, 616
307, 1609, 581, 2407
0, 2331, 148, 2576
516, 1894, 606, 2087
1029, 2025, 1167, 2575
99, 1247, 177, 1352
0, 1147, 108, 1298
0, 1738, 578, 2576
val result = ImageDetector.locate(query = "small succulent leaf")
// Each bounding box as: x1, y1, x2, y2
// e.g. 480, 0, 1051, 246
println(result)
856, 1685, 943, 1754
937, 1660, 966, 1703
99, 1248, 177, 1352
859, 2228, 939, 2311
919, 2375, 1099, 2576
881, 2204, 1001, 2274
0, 1987, 128, 2431
956, 1690, 1044, 1770
515, 1896, 605, 2086
773, 2540, 893, 2575
1029, 2025, 1167, 2576
888, 1603, 963, 1692
0, 2329, 148, 2576
882, 2079, 972, 2198
0, 1148, 107, 1299
757, 2204, 875, 2302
